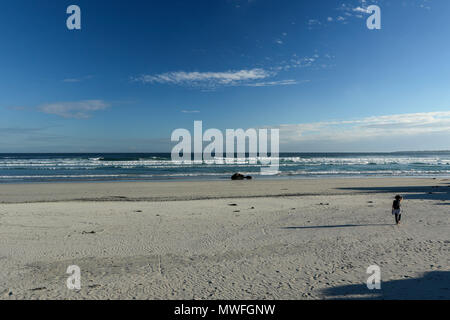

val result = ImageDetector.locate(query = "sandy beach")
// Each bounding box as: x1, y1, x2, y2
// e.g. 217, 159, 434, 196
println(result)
0, 178, 448, 299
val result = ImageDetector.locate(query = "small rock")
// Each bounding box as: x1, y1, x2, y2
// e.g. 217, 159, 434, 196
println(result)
231, 173, 252, 180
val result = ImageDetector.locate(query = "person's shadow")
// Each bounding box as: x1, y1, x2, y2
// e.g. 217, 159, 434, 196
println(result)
321, 271, 450, 299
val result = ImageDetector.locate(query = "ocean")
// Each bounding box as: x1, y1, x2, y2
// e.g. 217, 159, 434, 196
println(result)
0, 152, 449, 183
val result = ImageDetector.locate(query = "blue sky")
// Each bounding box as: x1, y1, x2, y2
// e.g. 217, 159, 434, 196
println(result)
1, 0, 449, 152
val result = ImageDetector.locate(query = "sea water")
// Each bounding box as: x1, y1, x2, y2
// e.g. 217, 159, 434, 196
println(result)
0, 152, 449, 183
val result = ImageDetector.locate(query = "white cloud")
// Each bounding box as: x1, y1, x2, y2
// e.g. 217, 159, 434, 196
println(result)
307, 19, 321, 26
63, 78, 82, 83
332, 1, 375, 21
132, 67, 307, 89
181, 110, 200, 113
133, 69, 272, 88
40, 100, 109, 119
245, 79, 308, 87
419, 0, 431, 10
132, 53, 322, 90
274, 56, 318, 72
63, 75, 94, 83
353, 6, 370, 14
272, 111, 450, 146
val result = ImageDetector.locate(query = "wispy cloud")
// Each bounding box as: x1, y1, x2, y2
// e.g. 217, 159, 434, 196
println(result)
63, 75, 94, 83
307, 19, 322, 29
63, 78, 83, 83
338, 0, 375, 19
39, 100, 109, 119
419, 0, 432, 10
4, 105, 29, 111
307, 0, 375, 27
353, 6, 371, 14
272, 111, 450, 145
308, 19, 322, 25
181, 110, 200, 113
132, 67, 308, 89
132, 69, 272, 88
132, 51, 323, 90
245, 79, 307, 87
303, 0, 431, 31
0, 127, 51, 135
274, 55, 319, 72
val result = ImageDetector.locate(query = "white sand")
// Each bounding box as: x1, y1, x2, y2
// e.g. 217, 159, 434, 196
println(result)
0, 178, 448, 299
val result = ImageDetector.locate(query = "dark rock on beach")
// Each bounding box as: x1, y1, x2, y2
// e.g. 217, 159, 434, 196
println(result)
231, 173, 252, 180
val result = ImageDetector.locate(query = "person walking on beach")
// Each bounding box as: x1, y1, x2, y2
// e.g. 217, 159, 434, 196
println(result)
392, 195, 403, 225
